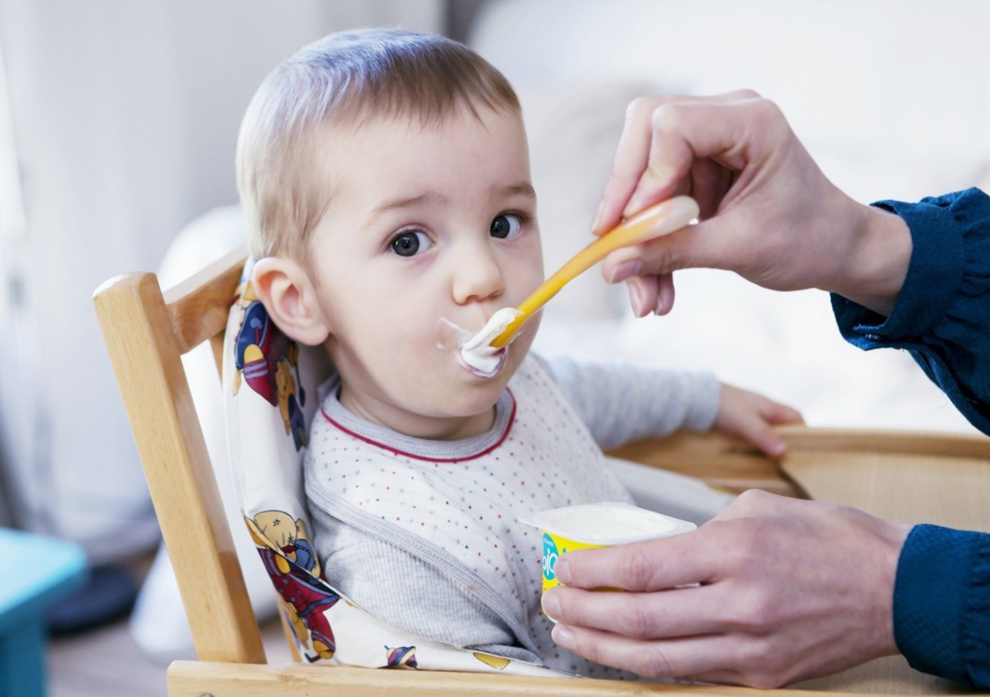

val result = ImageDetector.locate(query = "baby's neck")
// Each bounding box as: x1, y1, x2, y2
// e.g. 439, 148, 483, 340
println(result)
338, 384, 496, 441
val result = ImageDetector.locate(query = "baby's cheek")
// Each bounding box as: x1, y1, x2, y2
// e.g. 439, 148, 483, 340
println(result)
377, 324, 447, 383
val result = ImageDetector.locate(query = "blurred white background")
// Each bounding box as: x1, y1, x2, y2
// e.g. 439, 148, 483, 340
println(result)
0, 0, 987, 669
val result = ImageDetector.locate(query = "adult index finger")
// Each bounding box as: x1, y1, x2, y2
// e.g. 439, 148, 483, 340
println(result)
592, 97, 664, 236
593, 90, 763, 236
554, 527, 717, 591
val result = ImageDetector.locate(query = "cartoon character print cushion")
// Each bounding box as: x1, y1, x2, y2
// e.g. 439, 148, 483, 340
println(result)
222, 258, 564, 677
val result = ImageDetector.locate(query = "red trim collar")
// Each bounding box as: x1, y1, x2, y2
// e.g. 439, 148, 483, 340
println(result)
320, 389, 516, 463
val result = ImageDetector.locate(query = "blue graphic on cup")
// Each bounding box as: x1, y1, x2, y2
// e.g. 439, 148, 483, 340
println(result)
542, 533, 559, 582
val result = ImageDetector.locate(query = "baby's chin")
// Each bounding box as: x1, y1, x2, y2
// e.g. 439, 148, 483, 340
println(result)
392, 390, 504, 441
443, 369, 515, 414
425, 354, 522, 416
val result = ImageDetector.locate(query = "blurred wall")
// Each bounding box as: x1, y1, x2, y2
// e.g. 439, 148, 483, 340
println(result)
468, 0, 990, 435
0, 0, 442, 559
471, 0, 990, 204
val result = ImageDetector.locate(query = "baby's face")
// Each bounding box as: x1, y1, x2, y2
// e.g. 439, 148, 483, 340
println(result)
308, 106, 543, 439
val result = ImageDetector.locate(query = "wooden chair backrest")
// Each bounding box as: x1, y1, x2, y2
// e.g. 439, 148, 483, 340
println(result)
93, 246, 264, 664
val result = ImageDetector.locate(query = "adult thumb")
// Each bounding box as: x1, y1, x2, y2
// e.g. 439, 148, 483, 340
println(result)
601, 218, 725, 283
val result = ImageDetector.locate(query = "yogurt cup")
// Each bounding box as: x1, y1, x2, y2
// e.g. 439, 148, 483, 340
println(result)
520, 502, 696, 593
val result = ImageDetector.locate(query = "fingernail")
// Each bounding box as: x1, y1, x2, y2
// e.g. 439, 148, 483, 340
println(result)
591, 200, 606, 232
769, 441, 787, 458
554, 556, 571, 584
541, 591, 561, 622
628, 282, 645, 317
609, 259, 643, 284
551, 624, 575, 650
655, 281, 673, 315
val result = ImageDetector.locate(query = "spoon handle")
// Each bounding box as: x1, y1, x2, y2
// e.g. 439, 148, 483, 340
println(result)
490, 196, 699, 349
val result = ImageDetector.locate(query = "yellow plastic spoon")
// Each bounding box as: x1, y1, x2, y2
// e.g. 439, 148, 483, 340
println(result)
489, 195, 699, 349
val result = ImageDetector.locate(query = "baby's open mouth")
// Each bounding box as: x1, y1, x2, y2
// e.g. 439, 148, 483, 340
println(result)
457, 345, 507, 378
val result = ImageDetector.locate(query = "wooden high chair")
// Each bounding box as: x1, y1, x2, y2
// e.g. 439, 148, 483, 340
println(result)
94, 246, 990, 697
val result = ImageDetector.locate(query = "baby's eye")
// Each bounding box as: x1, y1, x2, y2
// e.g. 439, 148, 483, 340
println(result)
390, 230, 434, 257
490, 214, 523, 240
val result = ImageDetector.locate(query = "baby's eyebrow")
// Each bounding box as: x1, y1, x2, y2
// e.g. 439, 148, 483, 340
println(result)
370, 182, 536, 220
371, 191, 447, 217
495, 182, 536, 199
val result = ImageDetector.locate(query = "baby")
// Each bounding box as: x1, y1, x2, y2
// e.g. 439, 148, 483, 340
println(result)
238, 28, 801, 677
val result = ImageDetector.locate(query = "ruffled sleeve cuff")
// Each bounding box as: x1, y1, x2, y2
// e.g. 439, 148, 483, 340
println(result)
830, 188, 990, 434
894, 524, 990, 687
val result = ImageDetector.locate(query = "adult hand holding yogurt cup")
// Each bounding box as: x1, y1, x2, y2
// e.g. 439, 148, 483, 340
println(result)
541, 491, 909, 687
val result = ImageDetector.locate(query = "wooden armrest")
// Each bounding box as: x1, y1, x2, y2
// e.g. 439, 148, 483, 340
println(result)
607, 430, 801, 497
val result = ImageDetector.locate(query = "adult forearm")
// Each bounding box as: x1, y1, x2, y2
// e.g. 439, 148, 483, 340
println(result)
829, 203, 912, 317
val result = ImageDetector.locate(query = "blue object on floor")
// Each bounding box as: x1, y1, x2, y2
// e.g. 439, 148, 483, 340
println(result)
0, 527, 87, 697
46, 563, 136, 635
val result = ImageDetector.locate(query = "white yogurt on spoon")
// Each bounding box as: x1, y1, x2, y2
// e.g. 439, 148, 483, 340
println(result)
438, 307, 522, 379
460, 307, 522, 376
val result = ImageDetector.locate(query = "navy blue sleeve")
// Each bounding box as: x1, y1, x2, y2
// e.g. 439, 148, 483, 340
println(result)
894, 525, 990, 687
831, 187, 990, 435
830, 188, 990, 688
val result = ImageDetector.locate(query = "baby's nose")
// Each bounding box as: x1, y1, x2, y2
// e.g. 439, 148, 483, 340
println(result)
452, 246, 505, 305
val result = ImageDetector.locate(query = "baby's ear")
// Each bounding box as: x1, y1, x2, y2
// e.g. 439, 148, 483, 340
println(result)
251, 257, 330, 346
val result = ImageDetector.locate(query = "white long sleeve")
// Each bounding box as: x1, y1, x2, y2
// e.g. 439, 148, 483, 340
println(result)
535, 354, 721, 450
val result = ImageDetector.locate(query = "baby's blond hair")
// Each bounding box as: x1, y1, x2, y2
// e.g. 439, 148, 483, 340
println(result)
236, 28, 521, 261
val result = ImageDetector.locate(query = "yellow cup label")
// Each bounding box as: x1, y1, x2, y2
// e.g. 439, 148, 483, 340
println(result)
542, 531, 603, 592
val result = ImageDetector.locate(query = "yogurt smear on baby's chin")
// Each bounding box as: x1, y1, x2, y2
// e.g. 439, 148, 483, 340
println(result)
438, 308, 522, 379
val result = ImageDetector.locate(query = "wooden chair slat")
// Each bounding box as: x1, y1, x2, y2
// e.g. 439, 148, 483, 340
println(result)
94, 271, 265, 664
167, 661, 801, 697
163, 246, 247, 356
